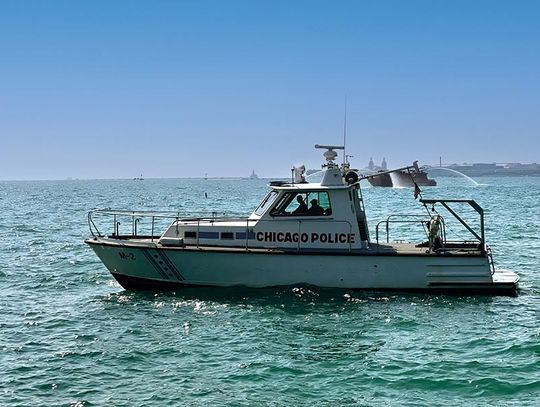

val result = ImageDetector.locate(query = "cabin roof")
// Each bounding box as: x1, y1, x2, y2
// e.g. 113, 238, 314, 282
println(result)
270, 183, 351, 191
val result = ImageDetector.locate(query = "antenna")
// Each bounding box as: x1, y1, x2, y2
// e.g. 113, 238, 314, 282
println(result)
343, 96, 347, 165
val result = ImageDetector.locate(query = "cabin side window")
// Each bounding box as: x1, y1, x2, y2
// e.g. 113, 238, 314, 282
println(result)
270, 192, 332, 217
254, 191, 278, 216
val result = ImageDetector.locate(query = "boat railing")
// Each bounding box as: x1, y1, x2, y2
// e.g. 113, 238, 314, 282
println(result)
375, 214, 483, 252
486, 245, 496, 274
87, 209, 248, 241
375, 199, 488, 253
375, 214, 437, 244
420, 199, 486, 253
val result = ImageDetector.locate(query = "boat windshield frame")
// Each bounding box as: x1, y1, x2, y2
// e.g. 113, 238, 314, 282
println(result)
253, 190, 279, 216
269, 191, 332, 217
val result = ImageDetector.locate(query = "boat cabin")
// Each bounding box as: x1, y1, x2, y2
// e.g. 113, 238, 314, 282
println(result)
159, 146, 370, 250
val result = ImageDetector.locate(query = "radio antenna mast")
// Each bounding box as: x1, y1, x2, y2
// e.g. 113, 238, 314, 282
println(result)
342, 96, 347, 165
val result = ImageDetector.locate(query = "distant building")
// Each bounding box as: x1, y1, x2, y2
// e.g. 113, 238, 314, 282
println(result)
365, 157, 388, 172
443, 162, 540, 177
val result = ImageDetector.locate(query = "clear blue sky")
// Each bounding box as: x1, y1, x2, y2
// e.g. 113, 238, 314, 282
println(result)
1, 0, 539, 180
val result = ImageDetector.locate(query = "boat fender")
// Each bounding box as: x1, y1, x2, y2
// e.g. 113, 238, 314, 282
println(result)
345, 171, 359, 184
159, 237, 185, 247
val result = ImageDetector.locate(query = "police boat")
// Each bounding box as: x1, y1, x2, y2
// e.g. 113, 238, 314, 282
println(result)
85, 145, 519, 295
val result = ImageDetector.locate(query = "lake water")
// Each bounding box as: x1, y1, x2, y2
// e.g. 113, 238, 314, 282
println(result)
0, 176, 539, 406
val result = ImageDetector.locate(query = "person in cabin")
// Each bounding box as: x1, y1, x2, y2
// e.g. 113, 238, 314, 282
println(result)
292, 195, 308, 215
307, 199, 324, 215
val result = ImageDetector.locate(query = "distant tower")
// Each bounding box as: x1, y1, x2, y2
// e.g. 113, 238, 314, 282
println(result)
381, 157, 387, 170
368, 157, 375, 170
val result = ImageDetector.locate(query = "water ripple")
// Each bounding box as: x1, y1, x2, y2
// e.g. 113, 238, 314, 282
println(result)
0, 178, 539, 406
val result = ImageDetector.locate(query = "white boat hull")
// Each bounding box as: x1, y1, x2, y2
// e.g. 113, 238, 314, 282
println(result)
86, 238, 519, 295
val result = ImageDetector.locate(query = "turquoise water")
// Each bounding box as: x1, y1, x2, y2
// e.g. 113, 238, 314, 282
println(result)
1, 177, 539, 406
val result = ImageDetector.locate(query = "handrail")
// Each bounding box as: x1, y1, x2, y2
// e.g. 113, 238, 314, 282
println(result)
90, 208, 183, 218
376, 217, 429, 244
484, 245, 495, 274
385, 214, 429, 244
87, 208, 248, 240
89, 208, 180, 238
245, 218, 250, 250
87, 211, 103, 237
196, 219, 200, 248
89, 208, 248, 223
420, 198, 485, 252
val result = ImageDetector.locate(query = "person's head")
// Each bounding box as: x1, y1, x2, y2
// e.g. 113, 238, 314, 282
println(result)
296, 195, 304, 204
311, 199, 318, 206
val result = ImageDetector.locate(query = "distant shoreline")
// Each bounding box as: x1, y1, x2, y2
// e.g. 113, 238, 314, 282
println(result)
0, 177, 282, 182
1, 174, 539, 182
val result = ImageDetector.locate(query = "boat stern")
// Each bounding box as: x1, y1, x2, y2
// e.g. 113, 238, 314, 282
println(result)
427, 269, 519, 296
491, 269, 520, 294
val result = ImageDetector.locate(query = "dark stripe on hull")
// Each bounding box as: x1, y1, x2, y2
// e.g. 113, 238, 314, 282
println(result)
110, 273, 518, 296
427, 282, 518, 297
112, 273, 196, 290
155, 250, 185, 281
140, 249, 170, 280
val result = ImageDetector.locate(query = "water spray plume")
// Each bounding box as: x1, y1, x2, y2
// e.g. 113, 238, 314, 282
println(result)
427, 166, 480, 186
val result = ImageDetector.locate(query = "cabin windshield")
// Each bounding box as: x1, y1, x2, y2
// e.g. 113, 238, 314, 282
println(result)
270, 191, 332, 216
254, 191, 279, 216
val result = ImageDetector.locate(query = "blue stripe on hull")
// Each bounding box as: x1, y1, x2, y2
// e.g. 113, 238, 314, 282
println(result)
235, 231, 256, 240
